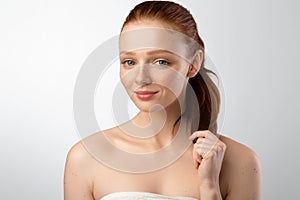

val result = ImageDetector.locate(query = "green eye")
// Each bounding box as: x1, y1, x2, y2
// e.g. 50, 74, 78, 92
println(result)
155, 60, 170, 66
123, 60, 136, 66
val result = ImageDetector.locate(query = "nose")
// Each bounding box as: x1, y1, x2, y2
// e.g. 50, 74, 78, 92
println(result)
135, 64, 152, 86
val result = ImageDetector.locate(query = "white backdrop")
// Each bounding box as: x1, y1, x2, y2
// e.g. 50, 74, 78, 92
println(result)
1, 0, 299, 199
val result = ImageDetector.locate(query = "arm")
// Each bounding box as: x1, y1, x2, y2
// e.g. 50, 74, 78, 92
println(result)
200, 182, 223, 200
189, 131, 262, 200
198, 150, 262, 200
189, 131, 226, 200
64, 142, 95, 200
225, 150, 262, 200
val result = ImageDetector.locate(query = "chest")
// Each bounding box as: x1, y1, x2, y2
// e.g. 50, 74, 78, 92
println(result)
92, 148, 201, 199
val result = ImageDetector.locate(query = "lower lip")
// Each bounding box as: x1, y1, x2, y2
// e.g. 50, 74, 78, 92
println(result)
135, 92, 157, 100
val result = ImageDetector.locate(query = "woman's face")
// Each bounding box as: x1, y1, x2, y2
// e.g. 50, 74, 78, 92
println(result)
119, 20, 194, 112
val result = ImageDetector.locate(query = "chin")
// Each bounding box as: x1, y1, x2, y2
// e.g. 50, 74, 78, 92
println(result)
134, 102, 164, 113
133, 99, 177, 113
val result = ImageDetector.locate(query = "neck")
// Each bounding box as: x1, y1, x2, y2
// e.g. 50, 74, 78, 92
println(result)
129, 96, 186, 149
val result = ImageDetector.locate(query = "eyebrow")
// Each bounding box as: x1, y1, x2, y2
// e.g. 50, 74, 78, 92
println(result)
119, 49, 175, 56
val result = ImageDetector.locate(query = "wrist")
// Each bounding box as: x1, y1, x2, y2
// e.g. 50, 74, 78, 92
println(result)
200, 181, 222, 200
200, 180, 219, 189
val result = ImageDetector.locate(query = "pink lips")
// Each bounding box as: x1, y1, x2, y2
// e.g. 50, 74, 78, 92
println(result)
134, 90, 158, 100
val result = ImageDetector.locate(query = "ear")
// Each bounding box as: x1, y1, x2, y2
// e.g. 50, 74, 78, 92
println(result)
187, 50, 204, 78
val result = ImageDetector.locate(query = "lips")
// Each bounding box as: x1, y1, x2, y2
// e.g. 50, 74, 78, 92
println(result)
134, 90, 158, 100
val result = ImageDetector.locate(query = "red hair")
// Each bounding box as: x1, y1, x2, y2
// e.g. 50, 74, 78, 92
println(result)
121, 1, 220, 136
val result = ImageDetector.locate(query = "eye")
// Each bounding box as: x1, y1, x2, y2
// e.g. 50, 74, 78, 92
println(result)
123, 60, 136, 66
155, 60, 170, 66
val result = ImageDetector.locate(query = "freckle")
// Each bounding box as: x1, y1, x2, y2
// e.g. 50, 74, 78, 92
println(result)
253, 168, 258, 173
71, 172, 78, 176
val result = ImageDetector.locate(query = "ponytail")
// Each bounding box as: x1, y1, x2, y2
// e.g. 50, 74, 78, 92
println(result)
187, 65, 220, 137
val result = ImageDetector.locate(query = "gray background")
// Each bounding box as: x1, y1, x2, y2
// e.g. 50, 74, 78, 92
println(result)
0, 0, 299, 199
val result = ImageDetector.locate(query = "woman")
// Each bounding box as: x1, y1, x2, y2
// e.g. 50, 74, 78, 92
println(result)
64, 1, 261, 199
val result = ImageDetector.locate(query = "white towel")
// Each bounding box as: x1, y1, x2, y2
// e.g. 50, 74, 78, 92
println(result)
100, 191, 198, 200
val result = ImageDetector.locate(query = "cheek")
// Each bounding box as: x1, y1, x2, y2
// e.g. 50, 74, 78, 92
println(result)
152, 68, 187, 96
120, 69, 136, 93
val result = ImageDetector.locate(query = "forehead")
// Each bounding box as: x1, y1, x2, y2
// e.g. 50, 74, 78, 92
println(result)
119, 27, 200, 61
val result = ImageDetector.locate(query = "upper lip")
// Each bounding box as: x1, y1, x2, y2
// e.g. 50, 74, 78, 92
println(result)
134, 90, 158, 94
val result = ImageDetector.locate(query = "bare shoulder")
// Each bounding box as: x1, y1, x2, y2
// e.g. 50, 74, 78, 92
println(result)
64, 139, 97, 182
219, 134, 261, 166
64, 129, 115, 178
65, 127, 120, 169
64, 140, 98, 199
65, 128, 115, 163
218, 134, 262, 199
66, 140, 94, 165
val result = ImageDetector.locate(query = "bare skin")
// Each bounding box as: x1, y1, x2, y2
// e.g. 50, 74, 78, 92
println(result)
64, 130, 261, 200
64, 20, 261, 200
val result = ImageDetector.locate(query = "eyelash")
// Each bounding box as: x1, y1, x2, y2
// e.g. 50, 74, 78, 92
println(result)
123, 60, 136, 66
155, 60, 170, 66
122, 59, 171, 67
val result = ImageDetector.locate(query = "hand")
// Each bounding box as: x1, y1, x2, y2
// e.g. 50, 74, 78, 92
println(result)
189, 130, 226, 185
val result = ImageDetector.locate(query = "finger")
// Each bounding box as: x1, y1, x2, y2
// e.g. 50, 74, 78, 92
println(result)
194, 137, 205, 144
194, 140, 215, 157
189, 130, 209, 141
194, 136, 219, 152
195, 144, 214, 153
195, 147, 208, 159
194, 157, 200, 169
203, 142, 221, 157
197, 154, 204, 163
205, 131, 220, 141
194, 139, 226, 162
194, 141, 213, 150
189, 130, 220, 142
195, 138, 218, 147
192, 148, 201, 169
207, 140, 226, 158
216, 140, 226, 152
